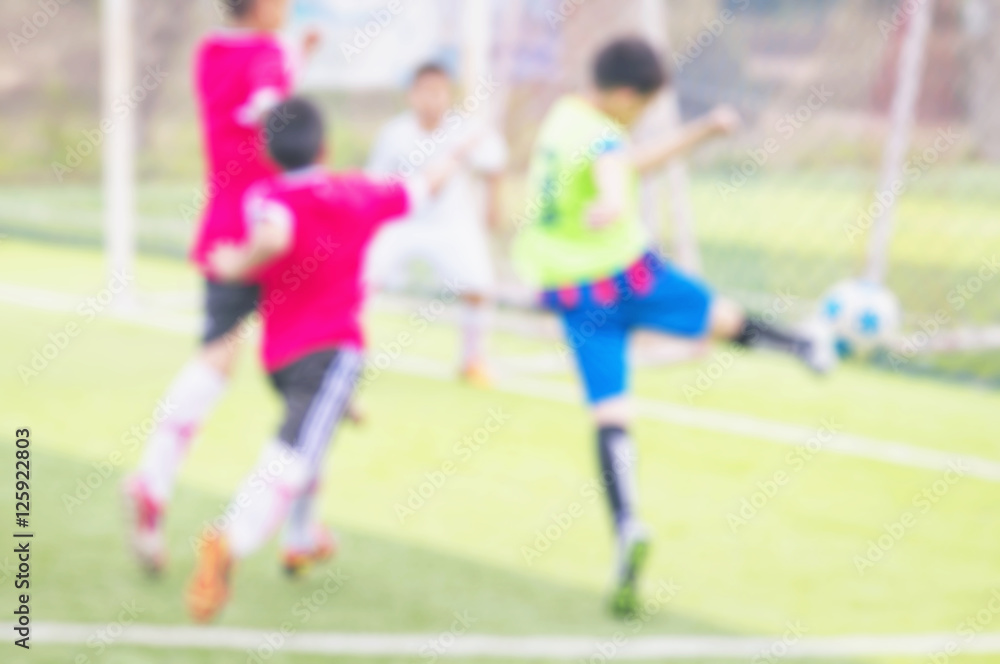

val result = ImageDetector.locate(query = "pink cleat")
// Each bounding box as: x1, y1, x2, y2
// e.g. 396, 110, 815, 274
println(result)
122, 475, 167, 575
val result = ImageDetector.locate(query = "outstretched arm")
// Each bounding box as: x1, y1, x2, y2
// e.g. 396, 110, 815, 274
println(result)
420, 129, 487, 197
629, 105, 741, 175
421, 126, 499, 196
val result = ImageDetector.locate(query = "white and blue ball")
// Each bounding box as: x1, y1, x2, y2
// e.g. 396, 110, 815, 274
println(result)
820, 280, 902, 357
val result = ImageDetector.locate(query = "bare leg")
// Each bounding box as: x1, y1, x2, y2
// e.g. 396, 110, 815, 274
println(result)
709, 296, 836, 373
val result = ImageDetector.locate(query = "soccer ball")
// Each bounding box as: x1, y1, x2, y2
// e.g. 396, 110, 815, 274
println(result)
820, 280, 902, 356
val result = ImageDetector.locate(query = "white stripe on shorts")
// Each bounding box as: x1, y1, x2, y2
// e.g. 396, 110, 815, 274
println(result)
297, 349, 362, 466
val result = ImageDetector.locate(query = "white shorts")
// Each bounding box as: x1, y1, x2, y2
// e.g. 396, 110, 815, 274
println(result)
364, 221, 495, 295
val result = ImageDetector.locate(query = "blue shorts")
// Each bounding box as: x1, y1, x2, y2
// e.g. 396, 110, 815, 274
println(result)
543, 253, 712, 404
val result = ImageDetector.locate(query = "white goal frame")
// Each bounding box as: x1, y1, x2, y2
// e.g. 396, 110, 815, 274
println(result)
101, 0, 136, 304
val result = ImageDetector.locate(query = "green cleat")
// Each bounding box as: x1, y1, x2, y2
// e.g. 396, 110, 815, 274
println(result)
609, 532, 650, 620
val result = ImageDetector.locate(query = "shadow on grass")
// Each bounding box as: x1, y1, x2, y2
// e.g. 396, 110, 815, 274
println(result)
13, 450, 864, 664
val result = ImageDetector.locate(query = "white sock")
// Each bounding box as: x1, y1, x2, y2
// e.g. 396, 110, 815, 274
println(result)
282, 476, 320, 552
227, 442, 309, 559
138, 360, 227, 504
460, 301, 490, 367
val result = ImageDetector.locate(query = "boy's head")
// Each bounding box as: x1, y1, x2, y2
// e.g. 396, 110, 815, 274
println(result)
220, 0, 290, 32
266, 98, 325, 171
408, 62, 453, 129
592, 37, 669, 126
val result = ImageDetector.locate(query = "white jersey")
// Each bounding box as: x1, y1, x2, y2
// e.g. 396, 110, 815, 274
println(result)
364, 112, 508, 293
368, 112, 506, 228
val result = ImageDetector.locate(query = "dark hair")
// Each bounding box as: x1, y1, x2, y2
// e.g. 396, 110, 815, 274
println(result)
411, 61, 452, 86
219, 0, 257, 19
266, 98, 325, 171
593, 37, 669, 95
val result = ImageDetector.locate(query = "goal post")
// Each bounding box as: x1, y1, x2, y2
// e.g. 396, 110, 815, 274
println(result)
638, 0, 702, 275
460, 0, 492, 99
101, 0, 136, 302
864, 0, 935, 285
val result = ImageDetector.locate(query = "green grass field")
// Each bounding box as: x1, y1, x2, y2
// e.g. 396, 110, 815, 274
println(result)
1, 238, 999, 664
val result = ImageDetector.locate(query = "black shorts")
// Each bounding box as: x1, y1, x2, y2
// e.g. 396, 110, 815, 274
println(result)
269, 349, 363, 464
202, 279, 260, 345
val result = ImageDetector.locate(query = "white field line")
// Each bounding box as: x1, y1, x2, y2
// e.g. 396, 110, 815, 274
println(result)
17, 622, 1000, 658
483, 368, 1000, 482
3, 283, 999, 483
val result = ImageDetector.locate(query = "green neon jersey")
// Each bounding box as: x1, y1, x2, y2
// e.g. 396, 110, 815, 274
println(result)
513, 96, 648, 288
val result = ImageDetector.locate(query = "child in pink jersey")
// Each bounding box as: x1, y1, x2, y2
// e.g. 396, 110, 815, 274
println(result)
191, 23, 292, 267
186, 97, 466, 623
123, 0, 319, 575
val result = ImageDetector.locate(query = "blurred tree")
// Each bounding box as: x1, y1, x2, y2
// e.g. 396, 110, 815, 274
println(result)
0, 0, 99, 109
0, 0, 203, 161
133, 0, 199, 147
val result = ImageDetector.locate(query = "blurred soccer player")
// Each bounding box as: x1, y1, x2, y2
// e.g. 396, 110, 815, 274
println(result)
186, 98, 462, 623
365, 63, 508, 385
514, 37, 836, 618
122, 0, 319, 574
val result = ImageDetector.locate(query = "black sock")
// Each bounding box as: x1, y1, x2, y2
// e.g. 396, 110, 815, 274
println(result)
733, 316, 809, 358
597, 426, 638, 534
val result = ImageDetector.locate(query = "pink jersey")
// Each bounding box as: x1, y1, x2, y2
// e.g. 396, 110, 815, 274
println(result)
192, 30, 294, 270
249, 168, 411, 372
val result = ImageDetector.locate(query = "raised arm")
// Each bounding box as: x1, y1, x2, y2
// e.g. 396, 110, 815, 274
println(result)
629, 105, 741, 175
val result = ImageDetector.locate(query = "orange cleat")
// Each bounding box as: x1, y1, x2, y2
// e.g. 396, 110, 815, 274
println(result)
186, 532, 233, 623
283, 525, 338, 578
459, 360, 492, 389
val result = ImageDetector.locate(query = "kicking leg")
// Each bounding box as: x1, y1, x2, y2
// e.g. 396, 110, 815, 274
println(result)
712, 297, 836, 373
623, 256, 836, 374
